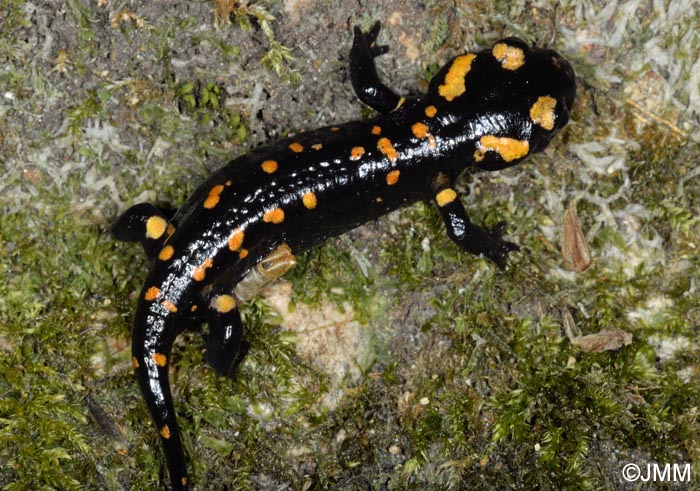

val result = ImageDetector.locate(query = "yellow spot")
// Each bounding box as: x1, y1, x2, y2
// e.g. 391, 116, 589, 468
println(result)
261, 160, 278, 173
204, 184, 224, 209
350, 146, 365, 160
436, 188, 457, 207
161, 300, 178, 313
193, 258, 213, 282
424, 105, 437, 118
393, 96, 406, 110
144, 286, 160, 301
529, 95, 557, 130
386, 170, 400, 186
492, 42, 525, 70
289, 142, 304, 153
311, 143, 323, 150
191, 305, 198, 312
239, 249, 249, 259
263, 207, 285, 224
371, 125, 382, 135
145, 216, 167, 240
377, 137, 398, 162
160, 425, 171, 439
166, 223, 176, 237
228, 228, 244, 251
411, 122, 429, 139
302, 192, 317, 210
132, 357, 139, 369
152, 353, 167, 367
158, 245, 174, 261
438, 53, 476, 101
212, 294, 236, 313
181, 478, 187, 487
330, 126, 341, 132
225, 180, 232, 186
475, 135, 530, 162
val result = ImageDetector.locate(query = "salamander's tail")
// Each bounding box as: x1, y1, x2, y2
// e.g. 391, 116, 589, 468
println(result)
132, 290, 189, 491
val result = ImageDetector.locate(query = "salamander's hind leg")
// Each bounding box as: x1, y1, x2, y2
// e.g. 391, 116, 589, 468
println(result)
111, 203, 176, 261
204, 293, 249, 379
349, 21, 403, 113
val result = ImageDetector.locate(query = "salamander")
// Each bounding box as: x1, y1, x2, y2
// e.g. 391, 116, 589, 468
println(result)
112, 21, 576, 490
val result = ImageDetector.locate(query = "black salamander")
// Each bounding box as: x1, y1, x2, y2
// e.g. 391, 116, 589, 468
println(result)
112, 22, 576, 490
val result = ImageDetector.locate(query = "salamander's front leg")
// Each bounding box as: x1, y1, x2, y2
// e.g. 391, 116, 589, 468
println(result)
204, 293, 249, 379
432, 179, 519, 269
349, 21, 403, 114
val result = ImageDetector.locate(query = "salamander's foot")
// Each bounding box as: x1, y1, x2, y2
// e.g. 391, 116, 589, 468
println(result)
484, 221, 519, 270
353, 21, 389, 59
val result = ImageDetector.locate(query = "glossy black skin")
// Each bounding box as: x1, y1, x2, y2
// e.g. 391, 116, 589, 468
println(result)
112, 22, 575, 490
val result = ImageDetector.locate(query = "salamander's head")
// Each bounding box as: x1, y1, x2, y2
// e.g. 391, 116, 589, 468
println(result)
428, 37, 576, 171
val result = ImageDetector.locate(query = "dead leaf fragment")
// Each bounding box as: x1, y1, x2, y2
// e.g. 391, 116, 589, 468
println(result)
561, 304, 631, 352
561, 198, 593, 272
570, 329, 633, 353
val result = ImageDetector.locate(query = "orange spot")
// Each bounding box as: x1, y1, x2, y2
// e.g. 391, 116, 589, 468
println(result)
492, 42, 525, 70
191, 305, 198, 312
438, 53, 476, 101
166, 223, 176, 237
228, 228, 244, 251
411, 122, 429, 139
436, 188, 458, 207
225, 180, 232, 186
193, 258, 213, 281
203, 184, 224, 209
371, 125, 382, 135
311, 143, 323, 150
424, 105, 437, 118
145, 216, 167, 240
263, 208, 285, 224
302, 192, 317, 210
375, 197, 383, 203
152, 353, 167, 367
144, 286, 160, 301
289, 142, 304, 153
386, 170, 400, 186
212, 294, 236, 313
239, 249, 249, 259
377, 137, 398, 162
161, 300, 178, 313
160, 425, 171, 439
158, 245, 174, 261
350, 146, 365, 160
261, 160, 278, 173
530, 95, 557, 130
132, 357, 139, 369
181, 478, 187, 487
475, 135, 529, 162
330, 126, 341, 132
